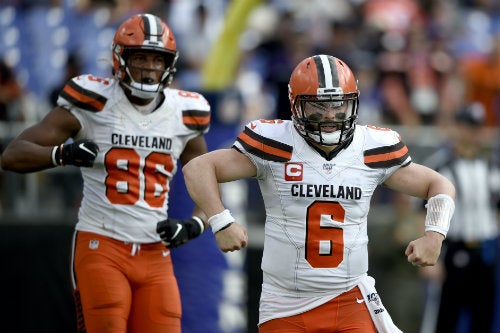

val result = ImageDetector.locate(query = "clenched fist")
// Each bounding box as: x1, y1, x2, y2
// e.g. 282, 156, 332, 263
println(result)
156, 217, 205, 248
54, 139, 99, 167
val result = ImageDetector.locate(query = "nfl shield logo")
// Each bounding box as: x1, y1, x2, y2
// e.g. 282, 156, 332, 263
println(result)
323, 163, 333, 174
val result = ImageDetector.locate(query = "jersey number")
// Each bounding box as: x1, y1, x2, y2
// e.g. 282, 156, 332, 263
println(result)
305, 201, 345, 268
104, 147, 174, 208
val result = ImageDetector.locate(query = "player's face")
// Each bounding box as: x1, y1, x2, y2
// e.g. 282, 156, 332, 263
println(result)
303, 100, 350, 132
127, 51, 166, 84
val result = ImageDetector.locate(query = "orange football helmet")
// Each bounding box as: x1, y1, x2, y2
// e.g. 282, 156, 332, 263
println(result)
288, 55, 359, 147
112, 13, 179, 99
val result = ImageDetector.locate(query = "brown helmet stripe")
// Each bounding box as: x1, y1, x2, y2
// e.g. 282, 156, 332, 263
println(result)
312, 55, 339, 89
141, 14, 162, 42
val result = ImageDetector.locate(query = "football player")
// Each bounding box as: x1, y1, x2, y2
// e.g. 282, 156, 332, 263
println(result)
181, 55, 456, 332
1, 13, 210, 333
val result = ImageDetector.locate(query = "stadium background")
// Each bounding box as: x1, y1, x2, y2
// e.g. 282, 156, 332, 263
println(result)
1, 1, 500, 333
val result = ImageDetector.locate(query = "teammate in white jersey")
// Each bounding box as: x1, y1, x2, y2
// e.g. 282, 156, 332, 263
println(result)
182, 55, 456, 332
1, 14, 210, 333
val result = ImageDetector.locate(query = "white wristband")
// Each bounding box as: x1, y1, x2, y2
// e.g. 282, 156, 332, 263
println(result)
424, 194, 455, 237
208, 209, 235, 234
51, 146, 59, 166
191, 216, 205, 233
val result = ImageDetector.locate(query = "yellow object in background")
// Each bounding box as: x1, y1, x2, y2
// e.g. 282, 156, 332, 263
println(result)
201, 0, 263, 91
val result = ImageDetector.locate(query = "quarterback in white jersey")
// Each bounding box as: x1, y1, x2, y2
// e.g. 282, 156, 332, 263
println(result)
182, 55, 456, 333
233, 120, 409, 323
2, 14, 211, 333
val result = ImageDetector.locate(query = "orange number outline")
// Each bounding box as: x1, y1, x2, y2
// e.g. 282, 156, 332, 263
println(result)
305, 201, 345, 268
104, 147, 174, 208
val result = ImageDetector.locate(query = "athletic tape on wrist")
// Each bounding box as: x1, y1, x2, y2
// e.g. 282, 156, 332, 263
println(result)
51, 146, 59, 166
191, 216, 205, 233
424, 194, 455, 237
208, 209, 235, 234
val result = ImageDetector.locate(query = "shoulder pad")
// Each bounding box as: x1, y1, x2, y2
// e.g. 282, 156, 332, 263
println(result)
362, 125, 411, 168
168, 89, 211, 131
182, 109, 210, 131
59, 75, 111, 112
235, 119, 293, 162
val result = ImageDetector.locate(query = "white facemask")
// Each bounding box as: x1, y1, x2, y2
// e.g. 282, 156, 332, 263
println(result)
128, 81, 162, 99
308, 130, 342, 145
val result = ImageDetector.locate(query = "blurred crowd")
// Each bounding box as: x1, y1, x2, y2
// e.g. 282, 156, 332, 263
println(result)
171, 0, 500, 131
1, 0, 500, 130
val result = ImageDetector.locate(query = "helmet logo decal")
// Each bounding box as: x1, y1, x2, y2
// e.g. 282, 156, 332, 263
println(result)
313, 55, 339, 89
317, 87, 343, 97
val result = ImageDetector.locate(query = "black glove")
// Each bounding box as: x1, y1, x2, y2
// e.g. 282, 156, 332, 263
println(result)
156, 217, 205, 248
55, 139, 99, 167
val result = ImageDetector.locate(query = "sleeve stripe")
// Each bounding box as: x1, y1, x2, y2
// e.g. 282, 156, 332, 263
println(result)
60, 80, 107, 112
182, 110, 210, 131
236, 127, 292, 162
364, 142, 410, 168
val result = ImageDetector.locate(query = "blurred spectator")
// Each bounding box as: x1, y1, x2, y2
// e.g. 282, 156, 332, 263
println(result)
361, 0, 428, 126
176, 4, 211, 71
427, 35, 464, 127
419, 102, 500, 333
243, 8, 317, 120
460, 36, 500, 127
0, 58, 23, 215
46, 53, 84, 212
0, 58, 23, 122
49, 53, 82, 107
73, 0, 165, 23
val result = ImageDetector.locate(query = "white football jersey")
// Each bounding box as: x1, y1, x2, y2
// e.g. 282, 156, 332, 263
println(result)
57, 74, 210, 243
232, 120, 411, 323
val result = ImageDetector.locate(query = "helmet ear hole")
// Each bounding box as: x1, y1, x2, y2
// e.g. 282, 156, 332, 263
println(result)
116, 67, 126, 81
